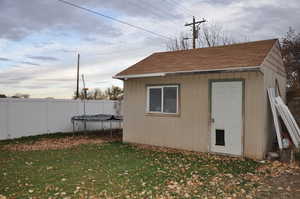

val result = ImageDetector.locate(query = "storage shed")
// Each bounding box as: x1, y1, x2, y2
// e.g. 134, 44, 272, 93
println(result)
114, 39, 286, 159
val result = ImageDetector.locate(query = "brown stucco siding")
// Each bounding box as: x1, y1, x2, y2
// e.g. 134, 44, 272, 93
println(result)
123, 74, 209, 152
123, 71, 266, 159
243, 72, 265, 159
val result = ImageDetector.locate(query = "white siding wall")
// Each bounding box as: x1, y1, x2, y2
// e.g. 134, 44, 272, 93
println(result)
0, 98, 121, 140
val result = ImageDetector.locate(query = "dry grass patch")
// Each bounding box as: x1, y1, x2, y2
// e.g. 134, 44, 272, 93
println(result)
0, 131, 122, 151
2, 136, 106, 151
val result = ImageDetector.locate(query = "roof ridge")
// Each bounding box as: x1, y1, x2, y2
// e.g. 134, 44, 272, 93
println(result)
153, 38, 278, 55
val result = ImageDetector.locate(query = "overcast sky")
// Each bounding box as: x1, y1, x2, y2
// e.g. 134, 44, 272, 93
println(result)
0, 0, 299, 98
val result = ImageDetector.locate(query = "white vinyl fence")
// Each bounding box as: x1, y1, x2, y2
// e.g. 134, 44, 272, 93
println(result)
0, 98, 122, 140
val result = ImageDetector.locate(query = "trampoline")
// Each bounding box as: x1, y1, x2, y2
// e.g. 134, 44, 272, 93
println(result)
71, 114, 123, 136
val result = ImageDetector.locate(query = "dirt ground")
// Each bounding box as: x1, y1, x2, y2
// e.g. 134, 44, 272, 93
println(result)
131, 143, 300, 198
256, 168, 300, 199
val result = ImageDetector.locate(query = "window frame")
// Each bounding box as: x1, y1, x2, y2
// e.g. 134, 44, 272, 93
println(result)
146, 85, 179, 115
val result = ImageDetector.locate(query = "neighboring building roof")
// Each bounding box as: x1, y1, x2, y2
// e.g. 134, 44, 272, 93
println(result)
115, 39, 278, 79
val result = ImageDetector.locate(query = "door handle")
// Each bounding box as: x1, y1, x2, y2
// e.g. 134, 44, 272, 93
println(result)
211, 118, 215, 123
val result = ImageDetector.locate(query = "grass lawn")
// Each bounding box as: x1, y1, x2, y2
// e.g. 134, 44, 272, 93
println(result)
0, 133, 297, 198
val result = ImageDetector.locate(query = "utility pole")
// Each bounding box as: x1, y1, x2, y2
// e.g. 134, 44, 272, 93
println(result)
185, 16, 207, 49
81, 74, 88, 132
81, 74, 88, 100
76, 53, 80, 99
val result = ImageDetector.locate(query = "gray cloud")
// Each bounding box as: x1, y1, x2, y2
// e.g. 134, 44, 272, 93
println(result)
33, 41, 55, 48
60, 49, 77, 53
36, 77, 75, 82
17, 85, 49, 89
0, 0, 299, 98
0, 57, 11, 61
92, 80, 109, 84
0, 65, 66, 88
7, 76, 32, 82
0, 0, 180, 41
187, 0, 300, 42
0, 81, 19, 85
0, 83, 49, 89
200, 0, 236, 5
78, 0, 181, 19
27, 56, 60, 61
20, 61, 40, 66
0, 0, 122, 40
0, 74, 33, 85
0, 0, 298, 43
235, 2, 300, 40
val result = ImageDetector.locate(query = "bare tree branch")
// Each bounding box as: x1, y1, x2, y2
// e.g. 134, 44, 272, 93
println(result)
166, 33, 190, 51
166, 23, 238, 51
281, 27, 300, 89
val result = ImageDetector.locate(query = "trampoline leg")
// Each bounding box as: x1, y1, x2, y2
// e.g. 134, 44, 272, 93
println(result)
110, 120, 112, 139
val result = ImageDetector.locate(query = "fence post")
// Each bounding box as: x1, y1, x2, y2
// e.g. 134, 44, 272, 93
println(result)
6, 99, 10, 139
46, 99, 49, 134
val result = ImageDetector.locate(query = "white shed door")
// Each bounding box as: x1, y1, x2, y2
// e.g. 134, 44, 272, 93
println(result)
210, 81, 243, 156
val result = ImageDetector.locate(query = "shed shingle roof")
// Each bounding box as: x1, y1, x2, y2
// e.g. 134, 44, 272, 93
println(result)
115, 39, 277, 78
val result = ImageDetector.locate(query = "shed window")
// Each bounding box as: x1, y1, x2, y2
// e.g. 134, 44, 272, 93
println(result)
147, 85, 179, 114
149, 88, 162, 112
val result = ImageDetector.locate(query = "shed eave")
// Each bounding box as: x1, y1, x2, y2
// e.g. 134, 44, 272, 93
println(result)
113, 66, 261, 80
113, 72, 166, 80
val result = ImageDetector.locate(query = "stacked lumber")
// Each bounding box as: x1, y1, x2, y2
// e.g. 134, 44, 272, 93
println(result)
268, 88, 300, 150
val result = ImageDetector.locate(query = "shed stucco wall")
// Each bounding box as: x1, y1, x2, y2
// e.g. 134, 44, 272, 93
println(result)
123, 71, 266, 159
261, 41, 287, 154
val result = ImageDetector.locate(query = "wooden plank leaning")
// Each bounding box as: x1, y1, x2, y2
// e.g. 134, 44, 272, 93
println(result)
275, 97, 300, 148
276, 97, 300, 142
267, 88, 283, 150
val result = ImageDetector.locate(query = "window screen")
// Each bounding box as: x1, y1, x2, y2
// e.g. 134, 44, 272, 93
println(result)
215, 129, 225, 146
163, 87, 177, 113
147, 85, 179, 114
149, 88, 162, 112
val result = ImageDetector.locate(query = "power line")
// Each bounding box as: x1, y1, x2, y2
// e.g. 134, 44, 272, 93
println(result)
57, 0, 172, 40
138, 0, 176, 20
124, 0, 182, 37
128, 0, 177, 25
165, 0, 194, 17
